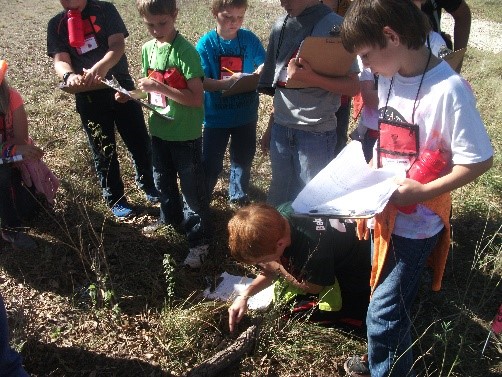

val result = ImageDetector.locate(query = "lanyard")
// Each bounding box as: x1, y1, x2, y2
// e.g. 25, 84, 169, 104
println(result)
382, 48, 432, 125
214, 29, 243, 57
148, 30, 179, 71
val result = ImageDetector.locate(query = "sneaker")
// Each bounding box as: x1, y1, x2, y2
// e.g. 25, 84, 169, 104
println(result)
2, 230, 37, 251
344, 355, 370, 376
183, 244, 209, 269
111, 200, 133, 219
143, 187, 160, 204
142, 220, 164, 234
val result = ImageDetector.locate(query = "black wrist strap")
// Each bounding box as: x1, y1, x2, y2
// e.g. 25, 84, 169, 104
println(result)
63, 71, 74, 84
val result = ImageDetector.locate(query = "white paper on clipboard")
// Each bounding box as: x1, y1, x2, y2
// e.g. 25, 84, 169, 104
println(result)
292, 141, 402, 218
101, 76, 173, 121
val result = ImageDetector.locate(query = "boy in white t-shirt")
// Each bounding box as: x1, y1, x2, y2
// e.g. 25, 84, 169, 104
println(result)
354, 0, 450, 162
341, 0, 493, 376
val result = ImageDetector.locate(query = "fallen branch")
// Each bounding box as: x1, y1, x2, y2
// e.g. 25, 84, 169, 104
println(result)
185, 325, 258, 377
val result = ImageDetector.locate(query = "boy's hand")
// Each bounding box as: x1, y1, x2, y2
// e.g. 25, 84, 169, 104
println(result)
228, 296, 249, 332
82, 62, 109, 86
390, 177, 427, 206
65, 73, 83, 87
137, 77, 158, 93
287, 57, 312, 82
114, 91, 130, 103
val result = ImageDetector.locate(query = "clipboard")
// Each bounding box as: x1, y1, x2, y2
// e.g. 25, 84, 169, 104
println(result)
101, 76, 173, 121
292, 210, 376, 219
221, 73, 260, 97
59, 82, 108, 94
286, 36, 356, 89
442, 48, 466, 71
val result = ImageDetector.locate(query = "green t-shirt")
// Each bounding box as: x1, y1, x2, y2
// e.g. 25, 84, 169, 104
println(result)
141, 34, 204, 141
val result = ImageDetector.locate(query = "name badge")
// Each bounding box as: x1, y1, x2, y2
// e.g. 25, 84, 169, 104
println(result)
77, 35, 98, 55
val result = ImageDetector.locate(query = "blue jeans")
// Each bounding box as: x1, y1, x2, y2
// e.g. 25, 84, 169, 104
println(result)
151, 136, 210, 247
76, 89, 155, 206
203, 122, 256, 201
367, 231, 442, 377
0, 293, 29, 376
267, 123, 337, 206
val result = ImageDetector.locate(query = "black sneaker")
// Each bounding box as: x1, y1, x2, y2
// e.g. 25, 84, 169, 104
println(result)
2, 230, 37, 251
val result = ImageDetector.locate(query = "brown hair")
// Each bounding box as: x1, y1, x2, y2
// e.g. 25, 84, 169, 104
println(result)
341, 0, 430, 53
136, 0, 177, 17
211, 0, 248, 13
228, 203, 286, 264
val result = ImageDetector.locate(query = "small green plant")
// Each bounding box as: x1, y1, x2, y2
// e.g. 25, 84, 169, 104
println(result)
163, 253, 176, 307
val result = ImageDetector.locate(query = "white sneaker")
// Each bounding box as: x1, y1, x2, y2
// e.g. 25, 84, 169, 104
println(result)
183, 244, 209, 268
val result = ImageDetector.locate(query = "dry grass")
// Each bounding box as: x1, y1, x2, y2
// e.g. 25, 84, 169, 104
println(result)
0, 0, 500, 376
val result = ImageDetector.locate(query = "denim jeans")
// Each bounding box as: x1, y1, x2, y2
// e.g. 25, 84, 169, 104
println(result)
76, 89, 155, 206
0, 165, 37, 230
203, 122, 256, 201
0, 293, 29, 376
267, 123, 337, 206
151, 136, 210, 248
367, 231, 442, 377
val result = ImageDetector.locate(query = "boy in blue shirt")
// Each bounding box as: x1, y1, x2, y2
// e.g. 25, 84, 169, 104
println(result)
196, 0, 266, 206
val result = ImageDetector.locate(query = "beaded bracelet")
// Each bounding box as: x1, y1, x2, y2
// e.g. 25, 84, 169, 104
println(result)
237, 294, 251, 299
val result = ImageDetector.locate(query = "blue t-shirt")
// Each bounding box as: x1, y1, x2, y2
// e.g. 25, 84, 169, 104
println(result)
196, 28, 266, 128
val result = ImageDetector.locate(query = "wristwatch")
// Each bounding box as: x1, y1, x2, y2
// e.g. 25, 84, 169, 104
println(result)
63, 71, 74, 85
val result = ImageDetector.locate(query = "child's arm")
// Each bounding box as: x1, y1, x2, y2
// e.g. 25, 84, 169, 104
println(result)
390, 158, 493, 206
138, 76, 204, 107
287, 57, 360, 96
53, 52, 80, 86
228, 273, 274, 332
265, 260, 323, 295
360, 78, 378, 110
202, 73, 240, 92
82, 33, 126, 86
11, 103, 29, 145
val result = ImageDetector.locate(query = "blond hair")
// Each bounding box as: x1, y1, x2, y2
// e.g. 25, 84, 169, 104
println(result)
228, 203, 286, 263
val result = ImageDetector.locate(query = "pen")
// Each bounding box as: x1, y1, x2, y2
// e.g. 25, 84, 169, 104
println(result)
222, 66, 235, 74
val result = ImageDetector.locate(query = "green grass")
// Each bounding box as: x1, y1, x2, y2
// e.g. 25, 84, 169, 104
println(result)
0, 0, 500, 376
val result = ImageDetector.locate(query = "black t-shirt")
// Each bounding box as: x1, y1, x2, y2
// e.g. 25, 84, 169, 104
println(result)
47, 0, 134, 88
277, 203, 371, 297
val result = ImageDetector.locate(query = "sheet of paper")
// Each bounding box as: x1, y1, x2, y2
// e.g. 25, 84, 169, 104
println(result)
292, 141, 402, 217
101, 77, 173, 121
221, 73, 260, 97
203, 272, 274, 310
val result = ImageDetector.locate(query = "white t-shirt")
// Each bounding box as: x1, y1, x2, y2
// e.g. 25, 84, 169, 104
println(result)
358, 31, 448, 132
376, 60, 493, 239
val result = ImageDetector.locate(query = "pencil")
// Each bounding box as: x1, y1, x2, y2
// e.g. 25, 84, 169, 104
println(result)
222, 66, 235, 74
